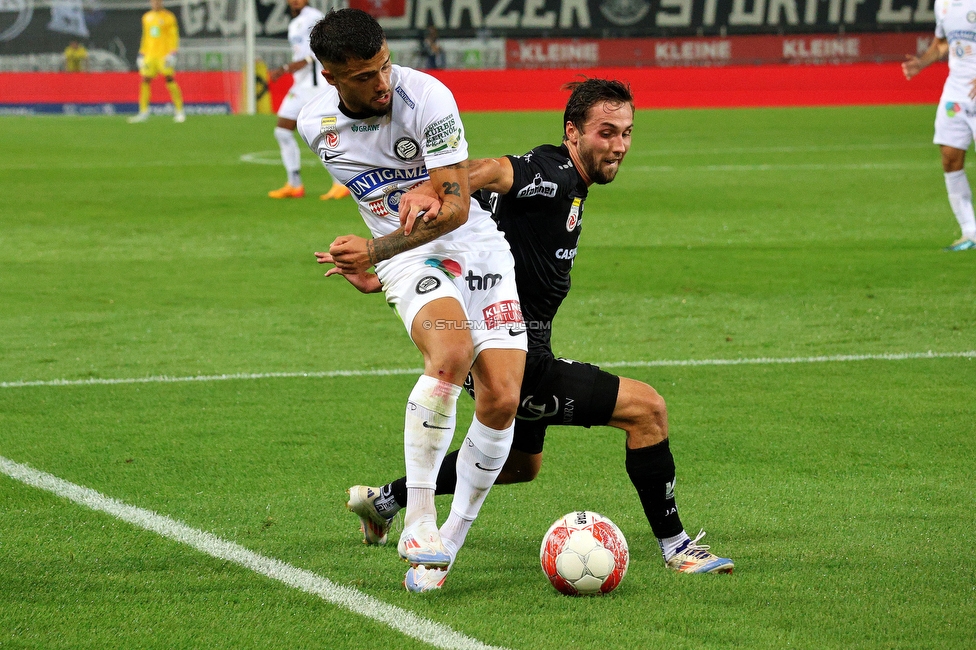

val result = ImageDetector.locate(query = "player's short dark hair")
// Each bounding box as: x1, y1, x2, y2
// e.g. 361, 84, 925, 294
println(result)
562, 78, 634, 140
310, 9, 385, 65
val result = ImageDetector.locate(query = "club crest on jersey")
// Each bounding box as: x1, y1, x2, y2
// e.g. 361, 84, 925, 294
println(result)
320, 116, 339, 148
566, 197, 582, 231
516, 173, 558, 199
416, 276, 441, 294
395, 137, 420, 161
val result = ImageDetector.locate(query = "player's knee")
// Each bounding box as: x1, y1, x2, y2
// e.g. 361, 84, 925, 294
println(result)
425, 342, 474, 385
613, 380, 668, 444
639, 384, 667, 422
476, 383, 520, 420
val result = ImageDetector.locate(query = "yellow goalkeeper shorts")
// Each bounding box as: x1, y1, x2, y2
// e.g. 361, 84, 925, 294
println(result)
139, 56, 175, 78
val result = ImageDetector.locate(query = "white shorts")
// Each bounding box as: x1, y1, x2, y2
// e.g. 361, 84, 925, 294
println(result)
382, 249, 527, 358
277, 84, 322, 121
933, 100, 976, 151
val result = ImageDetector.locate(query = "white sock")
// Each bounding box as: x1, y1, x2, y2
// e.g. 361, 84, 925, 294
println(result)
659, 531, 692, 561
440, 512, 472, 555
944, 170, 976, 239
403, 375, 461, 527
274, 126, 302, 187
449, 417, 513, 523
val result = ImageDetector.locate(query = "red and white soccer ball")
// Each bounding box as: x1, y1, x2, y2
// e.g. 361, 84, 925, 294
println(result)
540, 511, 629, 596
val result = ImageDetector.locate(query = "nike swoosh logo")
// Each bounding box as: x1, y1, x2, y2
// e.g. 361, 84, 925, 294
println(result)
320, 151, 341, 161
422, 421, 450, 429
475, 462, 501, 471
508, 328, 525, 336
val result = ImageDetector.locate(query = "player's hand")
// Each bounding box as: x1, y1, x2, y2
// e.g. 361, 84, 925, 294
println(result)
315, 251, 381, 293
136, 53, 145, 70
902, 54, 922, 80
165, 52, 176, 68
400, 183, 441, 235
969, 78, 976, 100
328, 235, 372, 275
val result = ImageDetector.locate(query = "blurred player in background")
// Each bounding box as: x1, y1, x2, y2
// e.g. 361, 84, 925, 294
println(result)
338, 79, 734, 583
64, 40, 88, 72
302, 9, 525, 593
268, 0, 349, 200
128, 0, 185, 124
903, 15, 976, 251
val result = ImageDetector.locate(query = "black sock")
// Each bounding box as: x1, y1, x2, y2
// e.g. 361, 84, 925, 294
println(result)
625, 439, 684, 539
388, 449, 461, 509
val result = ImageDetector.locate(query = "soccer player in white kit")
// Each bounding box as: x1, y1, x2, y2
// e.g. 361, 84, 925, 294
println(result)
903, 2, 976, 251
296, 8, 527, 592
267, 0, 348, 201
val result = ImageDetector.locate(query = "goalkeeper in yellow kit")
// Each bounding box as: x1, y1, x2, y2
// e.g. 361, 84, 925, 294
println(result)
128, 0, 185, 123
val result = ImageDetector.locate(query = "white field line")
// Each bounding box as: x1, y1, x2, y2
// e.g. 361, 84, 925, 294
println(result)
2, 350, 973, 390
628, 142, 932, 157
0, 456, 507, 650
626, 161, 933, 173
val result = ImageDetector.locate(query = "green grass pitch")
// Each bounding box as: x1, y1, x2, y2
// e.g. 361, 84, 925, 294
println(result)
1, 105, 974, 649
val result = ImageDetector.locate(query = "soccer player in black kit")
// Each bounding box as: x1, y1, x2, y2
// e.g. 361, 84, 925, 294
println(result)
319, 78, 733, 591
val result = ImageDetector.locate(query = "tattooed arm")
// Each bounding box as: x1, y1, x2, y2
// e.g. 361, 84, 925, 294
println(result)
329, 161, 470, 275
400, 157, 514, 235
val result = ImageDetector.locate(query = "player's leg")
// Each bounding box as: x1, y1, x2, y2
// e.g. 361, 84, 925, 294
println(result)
405, 346, 524, 593
351, 360, 546, 545
163, 72, 185, 122
934, 104, 976, 250
609, 377, 733, 574
128, 69, 154, 123
436, 347, 523, 557
941, 146, 976, 250
405, 250, 525, 592
269, 115, 305, 198
396, 295, 474, 568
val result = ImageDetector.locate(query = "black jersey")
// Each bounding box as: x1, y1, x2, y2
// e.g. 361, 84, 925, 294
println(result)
476, 143, 588, 354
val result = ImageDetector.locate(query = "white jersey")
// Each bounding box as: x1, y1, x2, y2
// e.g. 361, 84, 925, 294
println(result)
297, 65, 509, 277
935, 0, 976, 102
288, 5, 324, 90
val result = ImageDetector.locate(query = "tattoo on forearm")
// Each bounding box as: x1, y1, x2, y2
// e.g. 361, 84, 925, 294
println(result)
368, 161, 469, 265
369, 200, 463, 264
366, 239, 377, 266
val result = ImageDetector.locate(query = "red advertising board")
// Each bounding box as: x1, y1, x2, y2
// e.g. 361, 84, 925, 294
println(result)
506, 32, 933, 69
349, 0, 407, 18
429, 62, 945, 111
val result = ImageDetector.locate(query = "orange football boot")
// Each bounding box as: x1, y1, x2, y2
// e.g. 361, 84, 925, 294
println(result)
320, 183, 350, 200
268, 184, 305, 199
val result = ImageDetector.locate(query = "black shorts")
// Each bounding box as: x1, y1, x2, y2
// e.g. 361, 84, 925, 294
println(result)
464, 353, 620, 455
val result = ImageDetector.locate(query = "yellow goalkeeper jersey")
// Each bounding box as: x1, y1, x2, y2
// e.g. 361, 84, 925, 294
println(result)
139, 9, 179, 59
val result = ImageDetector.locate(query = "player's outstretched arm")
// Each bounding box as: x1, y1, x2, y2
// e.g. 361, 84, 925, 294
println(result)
903, 37, 948, 80
330, 162, 471, 274
401, 157, 514, 235
468, 157, 514, 195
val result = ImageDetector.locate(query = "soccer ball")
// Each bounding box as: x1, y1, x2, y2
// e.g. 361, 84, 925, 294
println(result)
540, 511, 629, 596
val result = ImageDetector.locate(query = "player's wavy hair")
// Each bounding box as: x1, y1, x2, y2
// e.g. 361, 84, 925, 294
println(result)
562, 79, 634, 140
310, 9, 385, 65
